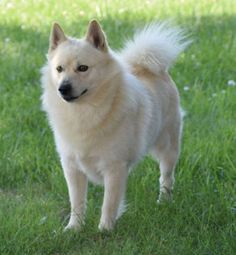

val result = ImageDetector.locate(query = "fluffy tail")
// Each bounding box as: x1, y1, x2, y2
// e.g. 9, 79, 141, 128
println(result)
120, 22, 190, 74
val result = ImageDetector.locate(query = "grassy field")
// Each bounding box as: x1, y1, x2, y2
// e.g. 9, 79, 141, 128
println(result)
0, 0, 235, 254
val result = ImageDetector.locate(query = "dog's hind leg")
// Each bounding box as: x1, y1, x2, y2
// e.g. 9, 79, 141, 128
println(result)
151, 125, 181, 202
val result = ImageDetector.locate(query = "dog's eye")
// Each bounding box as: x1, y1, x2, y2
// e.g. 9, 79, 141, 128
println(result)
77, 65, 88, 72
56, 66, 63, 73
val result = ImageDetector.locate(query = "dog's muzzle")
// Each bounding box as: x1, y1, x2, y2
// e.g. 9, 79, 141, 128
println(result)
58, 82, 88, 102
58, 82, 72, 96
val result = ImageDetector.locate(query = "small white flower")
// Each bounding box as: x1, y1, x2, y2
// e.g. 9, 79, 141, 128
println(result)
119, 8, 126, 13
95, 5, 101, 15
227, 80, 236, 87
5, 38, 10, 43
212, 93, 217, 97
183, 86, 190, 91
79, 10, 85, 16
52, 229, 57, 235
39, 216, 47, 225
6, 3, 14, 9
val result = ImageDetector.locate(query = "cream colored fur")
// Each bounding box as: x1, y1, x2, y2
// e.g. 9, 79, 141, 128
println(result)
41, 20, 188, 231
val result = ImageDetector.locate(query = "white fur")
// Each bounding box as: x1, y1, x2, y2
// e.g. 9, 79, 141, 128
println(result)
41, 21, 188, 231
121, 22, 190, 73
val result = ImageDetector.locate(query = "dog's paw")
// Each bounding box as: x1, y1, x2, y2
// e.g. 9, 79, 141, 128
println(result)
64, 217, 84, 232
98, 219, 115, 231
64, 222, 81, 232
157, 187, 173, 203
64, 213, 85, 232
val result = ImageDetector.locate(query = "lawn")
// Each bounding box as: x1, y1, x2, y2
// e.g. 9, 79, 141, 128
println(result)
0, 0, 235, 254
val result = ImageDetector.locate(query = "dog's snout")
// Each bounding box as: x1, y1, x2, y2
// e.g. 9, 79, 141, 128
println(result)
58, 82, 72, 95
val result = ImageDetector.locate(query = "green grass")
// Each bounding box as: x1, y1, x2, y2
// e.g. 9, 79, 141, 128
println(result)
0, 0, 235, 254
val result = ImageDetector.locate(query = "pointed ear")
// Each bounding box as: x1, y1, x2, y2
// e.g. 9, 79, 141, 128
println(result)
49, 23, 67, 52
85, 20, 108, 52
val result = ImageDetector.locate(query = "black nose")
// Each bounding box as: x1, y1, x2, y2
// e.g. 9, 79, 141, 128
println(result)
58, 82, 72, 95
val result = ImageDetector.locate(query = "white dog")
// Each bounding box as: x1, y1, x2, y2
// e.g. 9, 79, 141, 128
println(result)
41, 20, 189, 231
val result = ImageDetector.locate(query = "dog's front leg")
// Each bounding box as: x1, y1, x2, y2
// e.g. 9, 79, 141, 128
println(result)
99, 163, 128, 231
61, 156, 88, 231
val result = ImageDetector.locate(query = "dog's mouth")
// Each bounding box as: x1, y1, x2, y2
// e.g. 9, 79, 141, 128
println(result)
63, 89, 88, 102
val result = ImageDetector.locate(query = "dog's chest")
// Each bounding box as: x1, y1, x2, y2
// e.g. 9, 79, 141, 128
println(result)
76, 154, 104, 185
50, 105, 100, 150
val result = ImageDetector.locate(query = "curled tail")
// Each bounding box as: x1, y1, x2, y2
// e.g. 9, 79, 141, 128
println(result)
120, 22, 191, 74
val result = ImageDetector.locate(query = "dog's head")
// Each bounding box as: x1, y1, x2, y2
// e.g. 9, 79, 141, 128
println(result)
48, 20, 113, 102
